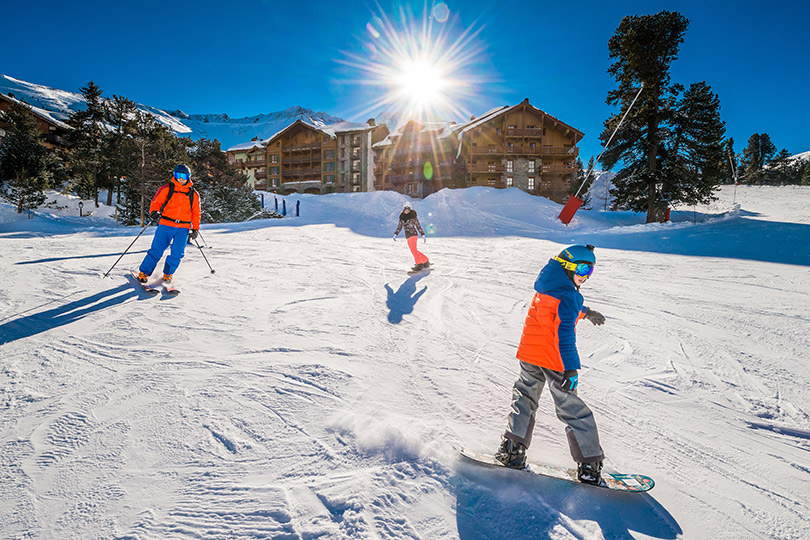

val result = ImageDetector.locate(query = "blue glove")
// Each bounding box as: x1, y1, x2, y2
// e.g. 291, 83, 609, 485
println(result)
392, 234, 397, 242
561, 370, 579, 392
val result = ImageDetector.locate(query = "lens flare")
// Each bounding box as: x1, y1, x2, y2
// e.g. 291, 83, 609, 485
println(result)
336, 5, 492, 123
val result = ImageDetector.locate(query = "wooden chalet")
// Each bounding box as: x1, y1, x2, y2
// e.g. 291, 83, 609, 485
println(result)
372, 120, 460, 197
0, 92, 71, 152
456, 99, 583, 203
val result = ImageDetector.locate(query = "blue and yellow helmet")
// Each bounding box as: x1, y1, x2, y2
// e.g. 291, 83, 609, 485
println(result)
554, 244, 596, 277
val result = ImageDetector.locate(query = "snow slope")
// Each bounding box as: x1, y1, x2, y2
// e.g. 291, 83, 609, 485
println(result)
1, 186, 809, 540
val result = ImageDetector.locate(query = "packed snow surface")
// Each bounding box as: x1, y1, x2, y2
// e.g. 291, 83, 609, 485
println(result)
1, 185, 809, 540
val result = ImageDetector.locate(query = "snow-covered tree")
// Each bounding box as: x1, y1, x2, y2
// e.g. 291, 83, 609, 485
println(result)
740, 133, 776, 184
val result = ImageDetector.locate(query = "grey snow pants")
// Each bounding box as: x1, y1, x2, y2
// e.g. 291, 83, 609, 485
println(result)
504, 361, 604, 463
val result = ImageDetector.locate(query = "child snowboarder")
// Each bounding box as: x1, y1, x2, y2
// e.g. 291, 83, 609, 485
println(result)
393, 201, 429, 272
137, 164, 201, 284
494, 244, 607, 484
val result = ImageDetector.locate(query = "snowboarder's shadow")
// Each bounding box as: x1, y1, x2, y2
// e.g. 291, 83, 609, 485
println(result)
384, 274, 428, 324
0, 284, 138, 345
454, 464, 681, 540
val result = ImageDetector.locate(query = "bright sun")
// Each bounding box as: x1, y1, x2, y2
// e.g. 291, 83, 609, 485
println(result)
396, 59, 447, 106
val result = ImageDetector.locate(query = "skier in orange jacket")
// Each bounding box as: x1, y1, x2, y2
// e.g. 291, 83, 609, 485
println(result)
136, 164, 201, 284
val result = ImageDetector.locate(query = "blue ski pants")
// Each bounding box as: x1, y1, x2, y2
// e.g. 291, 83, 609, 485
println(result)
139, 224, 189, 276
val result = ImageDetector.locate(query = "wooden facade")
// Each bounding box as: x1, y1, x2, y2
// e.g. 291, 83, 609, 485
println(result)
372, 120, 460, 197
0, 92, 71, 152
226, 120, 388, 194
457, 99, 583, 203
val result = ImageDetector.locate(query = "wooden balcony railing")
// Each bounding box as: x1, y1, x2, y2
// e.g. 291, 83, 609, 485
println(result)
468, 164, 505, 173
505, 128, 542, 138
246, 159, 266, 167
255, 170, 267, 179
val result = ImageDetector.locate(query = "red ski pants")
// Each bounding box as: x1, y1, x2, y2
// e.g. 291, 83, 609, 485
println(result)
407, 235, 429, 265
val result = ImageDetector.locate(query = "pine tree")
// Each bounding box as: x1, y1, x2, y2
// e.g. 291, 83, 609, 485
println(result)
765, 149, 798, 185
0, 100, 50, 213
189, 138, 258, 222
801, 162, 810, 186
600, 10, 690, 222
570, 157, 593, 208
724, 137, 739, 183
66, 81, 109, 202
664, 81, 726, 205
741, 133, 776, 184
104, 95, 139, 207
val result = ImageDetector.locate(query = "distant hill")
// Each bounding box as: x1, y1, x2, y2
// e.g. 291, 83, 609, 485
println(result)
0, 74, 345, 150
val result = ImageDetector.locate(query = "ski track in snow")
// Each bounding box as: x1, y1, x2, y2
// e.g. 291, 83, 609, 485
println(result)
1, 185, 809, 539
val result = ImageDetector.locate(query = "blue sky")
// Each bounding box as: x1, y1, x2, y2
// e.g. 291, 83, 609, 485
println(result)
3, 0, 808, 163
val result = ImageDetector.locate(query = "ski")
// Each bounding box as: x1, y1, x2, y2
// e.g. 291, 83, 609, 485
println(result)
455, 445, 654, 493
129, 271, 159, 295
163, 284, 180, 296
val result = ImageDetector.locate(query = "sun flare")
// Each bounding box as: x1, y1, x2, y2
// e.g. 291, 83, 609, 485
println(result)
336, 4, 491, 123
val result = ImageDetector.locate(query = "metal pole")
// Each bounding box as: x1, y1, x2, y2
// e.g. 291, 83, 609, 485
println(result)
102, 223, 150, 278
575, 82, 645, 200
193, 238, 215, 274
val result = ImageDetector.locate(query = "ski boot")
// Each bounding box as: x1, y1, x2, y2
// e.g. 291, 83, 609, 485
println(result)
577, 460, 603, 485
162, 273, 173, 284
137, 272, 149, 283
411, 263, 424, 272
422, 261, 430, 269
494, 436, 527, 469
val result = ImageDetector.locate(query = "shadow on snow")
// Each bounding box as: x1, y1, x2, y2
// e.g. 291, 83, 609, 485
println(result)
454, 462, 682, 540
385, 273, 429, 324
0, 284, 142, 345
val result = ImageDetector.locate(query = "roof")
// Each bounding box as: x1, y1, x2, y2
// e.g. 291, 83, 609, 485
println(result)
227, 119, 382, 153
0, 92, 72, 132
372, 120, 459, 149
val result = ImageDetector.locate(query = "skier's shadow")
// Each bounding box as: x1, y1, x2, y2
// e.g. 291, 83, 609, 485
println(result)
384, 274, 428, 324
454, 463, 682, 540
0, 284, 139, 345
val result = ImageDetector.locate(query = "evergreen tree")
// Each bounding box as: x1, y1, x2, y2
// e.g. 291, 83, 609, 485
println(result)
188, 138, 258, 222
724, 137, 739, 183
0, 100, 50, 213
104, 94, 139, 207
600, 10, 691, 222
740, 133, 776, 184
570, 157, 593, 208
664, 81, 726, 205
764, 149, 799, 185
801, 162, 810, 186
66, 81, 109, 202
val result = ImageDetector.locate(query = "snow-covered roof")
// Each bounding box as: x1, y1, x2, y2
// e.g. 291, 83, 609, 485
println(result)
0, 92, 72, 132
226, 139, 265, 152
372, 120, 458, 149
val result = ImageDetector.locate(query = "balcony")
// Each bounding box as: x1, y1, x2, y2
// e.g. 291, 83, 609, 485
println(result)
505, 128, 542, 138
468, 164, 505, 173
283, 144, 320, 153
246, 159, 266, 167
470, 146, 502, 155
542, 145, 576, 156
541, 165, 576, 175
255, 170, 267, 179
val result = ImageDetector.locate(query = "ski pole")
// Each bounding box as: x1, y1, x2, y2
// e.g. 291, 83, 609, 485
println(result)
193, 238, 216, 274
197, 230, 209, 248
102, 223, 150, 278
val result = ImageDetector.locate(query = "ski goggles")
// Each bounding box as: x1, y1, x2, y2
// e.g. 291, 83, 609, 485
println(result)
554, 256, 595, 277
174, 171, 190, 181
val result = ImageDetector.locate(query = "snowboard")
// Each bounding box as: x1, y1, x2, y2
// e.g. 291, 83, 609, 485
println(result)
455, 446, 654, 493
407, 265, 433, 275
129, 271, 159, 295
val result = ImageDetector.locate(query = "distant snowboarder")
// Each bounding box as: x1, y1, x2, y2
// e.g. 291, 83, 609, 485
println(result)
136, 164, 201, 285
494, 244, 608, 485
393, 201, 429, 272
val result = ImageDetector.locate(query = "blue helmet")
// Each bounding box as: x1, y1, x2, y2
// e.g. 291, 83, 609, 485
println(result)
554, 244, 596, 278
173, 164, 191, 180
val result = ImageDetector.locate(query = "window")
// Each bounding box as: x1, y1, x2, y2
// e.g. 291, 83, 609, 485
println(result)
528, 160, 535, 173
352, 173, 360, 184
270, 166, 279, 175
324, 149, 335, 159
507, 142, 514, 152
488, 178, 497, 186
325, 175, 334, 183
271, 179, 279, 187
506, 177, 513, 187
528, 177, 536, 191
506, 160, 514, 173
271, 154, 278, 163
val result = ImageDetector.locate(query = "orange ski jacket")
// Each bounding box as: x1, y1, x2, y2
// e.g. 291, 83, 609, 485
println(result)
515, 259, 589, 371
150, 177, 201, 229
